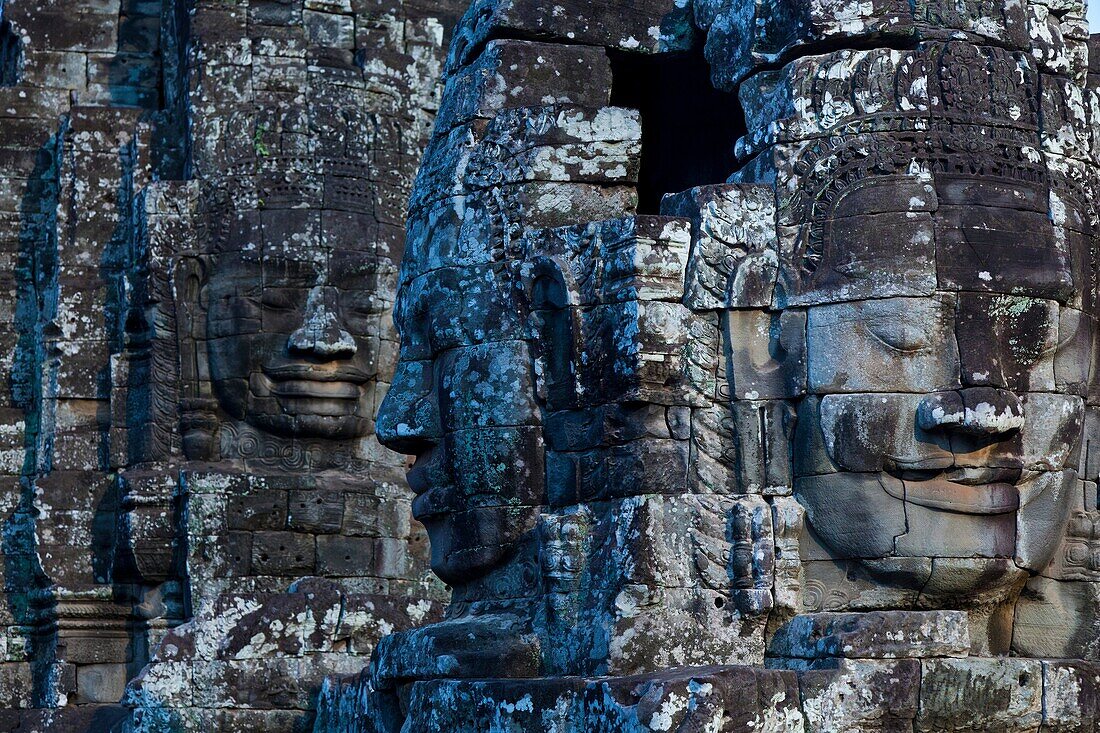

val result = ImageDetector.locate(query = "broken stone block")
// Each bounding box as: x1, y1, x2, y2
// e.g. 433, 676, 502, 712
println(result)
445, 0, 696, 70
437, 39, 613, 134
585, 666, 803, 731
1042, 660, 1100, 731
724, 309, 806, 400
662, 183, 778, 310
798, 659, 921, 732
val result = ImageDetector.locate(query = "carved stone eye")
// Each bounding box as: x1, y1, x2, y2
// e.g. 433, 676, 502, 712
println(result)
863, 319, 931, 353
341, 290, 387, 321
260, 290, 298, 310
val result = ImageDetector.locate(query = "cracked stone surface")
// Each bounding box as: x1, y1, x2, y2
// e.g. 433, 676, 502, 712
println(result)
4, 0, 1100, 731
0, 0, 464, 730
323, 0, 1100, 729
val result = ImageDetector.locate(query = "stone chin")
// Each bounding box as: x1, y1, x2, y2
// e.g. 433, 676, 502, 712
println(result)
421, 513, 511, 588
411, 487, 521, 587
245, 407, 370, 440
796, 469, 1075, 604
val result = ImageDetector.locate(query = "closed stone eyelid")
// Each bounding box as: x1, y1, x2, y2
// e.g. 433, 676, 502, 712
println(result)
342, 298, 385, 314
861, 320, 932, 353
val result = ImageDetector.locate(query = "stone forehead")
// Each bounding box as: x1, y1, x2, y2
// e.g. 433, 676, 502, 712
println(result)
699, 0, 1083, 90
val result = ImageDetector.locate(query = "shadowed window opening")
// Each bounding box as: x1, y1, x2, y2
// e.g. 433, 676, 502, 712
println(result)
0, 18, 22, 86
610, 42, 744, 214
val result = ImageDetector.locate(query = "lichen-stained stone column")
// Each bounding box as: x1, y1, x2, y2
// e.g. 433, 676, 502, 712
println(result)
697, 0, 1100, 660
0, 0, 465, 730
345, 0, 769, 726
0, 1, 169, 726
121, 2, 469, 732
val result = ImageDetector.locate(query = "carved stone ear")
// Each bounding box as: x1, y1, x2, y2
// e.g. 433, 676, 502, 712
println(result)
173, 255, 219, 461
525, 257, 581, 412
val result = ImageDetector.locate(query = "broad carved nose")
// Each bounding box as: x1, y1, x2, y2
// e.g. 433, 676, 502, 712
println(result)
917, 387, 1024, 436
288, 286, 356, 359
375, 359, 439, 454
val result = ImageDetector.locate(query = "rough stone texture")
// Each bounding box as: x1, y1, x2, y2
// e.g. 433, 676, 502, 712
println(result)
6, 0, 1100, 730
316, 659, 1100, 732
319, 0, 1100, 729
0, 0, 463, 730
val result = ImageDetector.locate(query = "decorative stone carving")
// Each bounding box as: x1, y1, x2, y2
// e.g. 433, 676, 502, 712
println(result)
318, 0, 1100, 729
117, 3, 465, 730
4, 0, 1100, 728
0, 0, 464, 730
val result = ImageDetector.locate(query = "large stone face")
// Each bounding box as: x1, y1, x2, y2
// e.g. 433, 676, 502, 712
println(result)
4, 0, 1100, 730
329, 0, 1100, 728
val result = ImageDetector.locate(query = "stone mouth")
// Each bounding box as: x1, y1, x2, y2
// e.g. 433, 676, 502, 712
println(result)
405, 446, 441, 500
410, 489, 449, 522
881, 469, 1020, 515
263, 364, 372, 384
268, 380, 362, 399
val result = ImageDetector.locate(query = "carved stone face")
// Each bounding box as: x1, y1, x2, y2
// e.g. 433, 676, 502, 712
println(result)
375, 234, 542, 586
792, 174, 1087, 602
206, 247, 388, 440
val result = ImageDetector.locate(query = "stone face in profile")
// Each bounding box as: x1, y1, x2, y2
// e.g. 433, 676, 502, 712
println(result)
376, 253, 541, 585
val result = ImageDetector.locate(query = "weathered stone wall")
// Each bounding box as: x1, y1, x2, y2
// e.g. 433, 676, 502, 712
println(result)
313, 0, 1100, 730
0, 1, 465, 731
7, 0, 1100, 730
0, 3, 171, 728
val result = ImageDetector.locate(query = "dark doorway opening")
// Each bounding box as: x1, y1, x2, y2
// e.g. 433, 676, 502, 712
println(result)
609, 43, 744, 214
0, 18, 20, 87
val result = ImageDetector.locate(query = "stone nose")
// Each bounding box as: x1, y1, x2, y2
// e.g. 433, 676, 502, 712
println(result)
917, 387, 1024, 436
375, 359, 439, 455
288, 286, 356, 359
